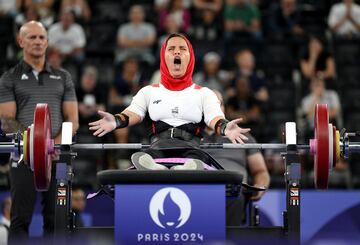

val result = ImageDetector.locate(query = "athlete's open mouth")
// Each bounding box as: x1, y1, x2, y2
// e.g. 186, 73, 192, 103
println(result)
174, 57, 181, 64
173, 57, 182, 71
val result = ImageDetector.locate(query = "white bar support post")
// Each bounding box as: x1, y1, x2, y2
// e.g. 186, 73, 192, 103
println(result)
61, 122, 73, 145
285, 122, 297, 145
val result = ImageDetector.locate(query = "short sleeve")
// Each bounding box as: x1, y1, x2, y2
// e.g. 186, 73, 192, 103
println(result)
328, 5, 337, 28
119, 25, 127, 39
300, 95, 312, 115
73, 25, 86, 48
329, 91, 340, 110
62, 70, 77, 101
0, 72, 15, 103
146, 24, 156, 37
202, 88, 224, 126
125, 86, 151, 120
47, 25, 56, 47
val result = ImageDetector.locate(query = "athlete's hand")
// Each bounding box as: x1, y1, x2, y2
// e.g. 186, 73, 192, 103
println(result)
224, 118, 251, 144
89, 111, 117, 137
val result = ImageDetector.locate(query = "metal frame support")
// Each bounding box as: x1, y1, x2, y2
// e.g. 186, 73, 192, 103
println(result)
54, 148, 73, 242
284, 144, 301, 244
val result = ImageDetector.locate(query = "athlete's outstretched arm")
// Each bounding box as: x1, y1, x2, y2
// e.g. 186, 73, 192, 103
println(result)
210, 116, 251, 144
89, 110, 141, 137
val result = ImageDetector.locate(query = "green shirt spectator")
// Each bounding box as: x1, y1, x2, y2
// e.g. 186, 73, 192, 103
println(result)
224, 0, 261, 40
224, 2, 260, 25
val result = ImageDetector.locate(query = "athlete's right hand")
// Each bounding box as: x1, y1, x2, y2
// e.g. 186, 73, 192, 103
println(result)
89, 111, 117, 137
224, 118, 251, 144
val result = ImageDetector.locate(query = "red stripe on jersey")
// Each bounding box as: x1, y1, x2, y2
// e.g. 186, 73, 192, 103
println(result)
194, 84, 202, 89
152, 122, 156, 134
195, 127, 200, 136
151, 84, 160, 87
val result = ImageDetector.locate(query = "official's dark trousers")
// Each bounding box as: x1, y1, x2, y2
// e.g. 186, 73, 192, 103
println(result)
9, 161, 56, 242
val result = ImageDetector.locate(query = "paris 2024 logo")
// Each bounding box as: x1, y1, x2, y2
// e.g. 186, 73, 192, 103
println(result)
149, 187, 191, 229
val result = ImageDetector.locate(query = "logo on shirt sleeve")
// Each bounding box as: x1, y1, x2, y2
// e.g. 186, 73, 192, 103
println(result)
153, 99, 162, 104
21, 74, 29, 80
49, 75, 61, 80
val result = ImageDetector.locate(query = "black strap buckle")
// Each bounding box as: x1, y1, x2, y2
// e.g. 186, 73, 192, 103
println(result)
169, 128, 183, 139
170, 128, 175, 138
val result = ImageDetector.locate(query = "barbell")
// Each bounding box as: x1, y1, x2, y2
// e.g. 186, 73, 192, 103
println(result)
0, 103, 358, 191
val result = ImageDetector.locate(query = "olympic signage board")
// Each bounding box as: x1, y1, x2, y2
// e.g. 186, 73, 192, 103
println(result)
115, 184, 225, 244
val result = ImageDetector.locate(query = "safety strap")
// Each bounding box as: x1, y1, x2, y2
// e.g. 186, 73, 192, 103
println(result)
150, 120, 202, 138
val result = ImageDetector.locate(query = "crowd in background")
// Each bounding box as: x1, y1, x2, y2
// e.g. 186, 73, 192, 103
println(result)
0, 0, 360, 189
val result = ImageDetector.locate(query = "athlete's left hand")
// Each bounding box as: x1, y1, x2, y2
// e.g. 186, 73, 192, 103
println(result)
224, 118, 251, 144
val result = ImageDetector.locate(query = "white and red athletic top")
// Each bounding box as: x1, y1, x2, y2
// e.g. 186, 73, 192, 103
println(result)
126, 34, 224, 128
126, 83, 224, 127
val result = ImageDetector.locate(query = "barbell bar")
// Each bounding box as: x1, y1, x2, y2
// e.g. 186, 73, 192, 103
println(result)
69, 142, 360, 151
67, 143, 303, 150
0, 103, 358, 191
4, 141, 360, 154
5, 141, 360, 152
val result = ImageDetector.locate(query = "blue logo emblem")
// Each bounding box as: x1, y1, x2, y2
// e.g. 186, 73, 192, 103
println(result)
149, 187, 191, 229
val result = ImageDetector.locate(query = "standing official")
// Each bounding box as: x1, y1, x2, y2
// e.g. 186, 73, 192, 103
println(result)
0, 21, 78, 241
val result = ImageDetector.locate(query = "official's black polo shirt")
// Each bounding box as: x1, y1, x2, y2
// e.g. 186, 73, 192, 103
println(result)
0, 60, 77, 136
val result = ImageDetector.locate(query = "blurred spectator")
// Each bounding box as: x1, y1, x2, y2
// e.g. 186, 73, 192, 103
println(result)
0, 0, 19, 17
193, 52, 231, 95
22, 0, 53, 10
110, 57, 146, 110
189, 8, 222, 41
116, 5, 156, 65
110, 56, 147, 143
47, 48, 62, 69
0, 0, 18, 59
300, 75, 342, 137
71, 188, 86, 228
0, 197, 11, 245
48, 10, 86, 63
233, 49, 268, 103
328, 0, 360, 39
300, 35, 336, 90
20, 0, 55, 27
158, 0, 191, 33
155, 0, 192, 13
268, 0, 304, 40
223, 0, 261, 40
226, 77, 263, 139
60, 0, 91, 24
15, 5, 41, 28
193, 0, 222, 13
76, 66, 107, 130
